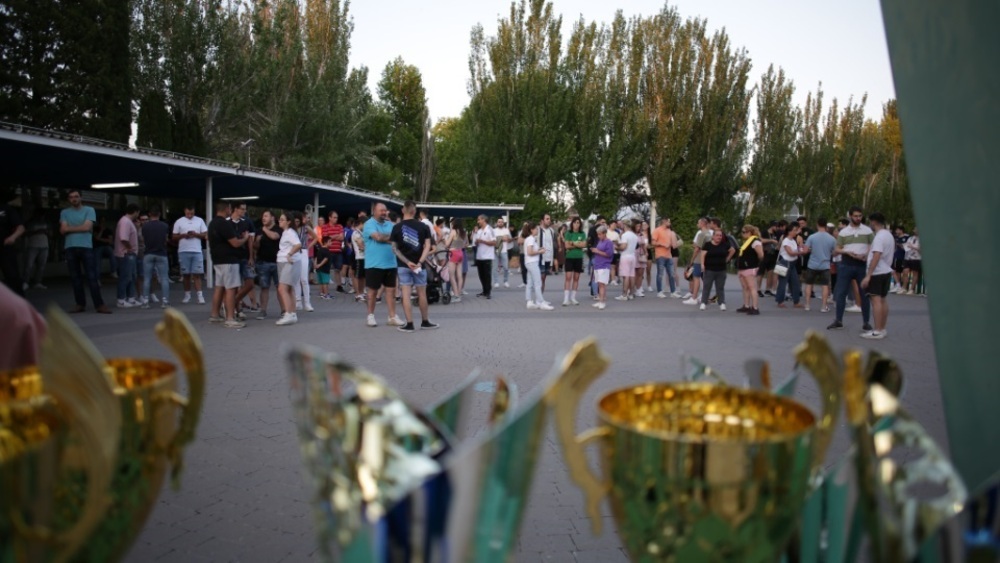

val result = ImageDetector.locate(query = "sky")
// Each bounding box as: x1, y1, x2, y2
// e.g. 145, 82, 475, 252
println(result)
347, 0, 896, 124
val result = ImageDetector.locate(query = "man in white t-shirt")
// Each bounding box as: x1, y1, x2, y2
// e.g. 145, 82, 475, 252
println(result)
471, 215, 495, 298
683, 217, 711, 305
539, 214, 555, 291
861, 212, 894, 339
172, 204, 208, 304
493, 218, 512, 288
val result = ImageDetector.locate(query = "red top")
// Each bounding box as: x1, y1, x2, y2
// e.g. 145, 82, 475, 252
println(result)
322, 223, 344, 253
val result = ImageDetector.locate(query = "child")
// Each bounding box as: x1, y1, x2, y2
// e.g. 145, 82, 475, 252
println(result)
314, 237, 332, 299
590, 226, 614, 310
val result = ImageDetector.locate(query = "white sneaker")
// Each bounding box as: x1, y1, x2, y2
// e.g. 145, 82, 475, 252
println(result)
681, 292, 692, 300
682, 298, 699, 306
367, 314, 377, 327
141, 296, 149, 306
561, 300, 570, 307
128, 298, 142, 307
388, 315, 406, 326
592, 302, 601, 308
596, 302, 606, 310
504, 282, 510, 288
657, 292, 667, 299
570, 298, 579, 306
275, 313, 297, 326
719, 304, 727, 311
117, 299, 136, 308
610, 280, 619, 286
647, 285, 655, 292
196, 292, 205, 304
150, 294, 159, 303
635, 290, 645, 297
905, 290, 914, 295
538, 303, 554, 311
494, 282, 500, 287
804, 306, 811, 311
161, 300, 169, 309
846, 304, 862, 313
699, 303, 706, 311
182, 292, 191, 304
671, 291, 683, 298
527, 301, 540, 310
614, 295, 628, 301
860, 330, 886, 339
517, 283, 526, 288
305, 304, 315, 312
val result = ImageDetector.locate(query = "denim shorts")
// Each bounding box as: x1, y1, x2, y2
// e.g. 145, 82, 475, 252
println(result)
179, 251, 204, 275
397, 266, 428, 287
239, 259, 255, 281
256, 261, 278, 289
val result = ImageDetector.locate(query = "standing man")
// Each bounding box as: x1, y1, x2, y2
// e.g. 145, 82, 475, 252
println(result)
651, 217, 678, 298
230, 203, 256, 318
114, 203, 141, 308
538, 214, 555, 292
494, 218, 512, 288
140, 206, 171, 308
173, 204, 208, 304
861, 212, 894, 339
322, 210, 346, 293
60, 189, 110, 313
0, 197, 25, 295
682, 217, 711, 305
22, 209, 50, 290
827, 206, 874, 333
390, 201, 439, 332
362, 203, 405, 327
472, 214, 496, 299
208, 201, 249, 328
802, 218, 837, 312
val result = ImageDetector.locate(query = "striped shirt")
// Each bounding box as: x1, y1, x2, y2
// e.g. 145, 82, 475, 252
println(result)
837, 224, 874, 264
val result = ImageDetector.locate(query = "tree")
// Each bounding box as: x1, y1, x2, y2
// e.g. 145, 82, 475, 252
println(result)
376, 57, 429, 199
745, 65, 801, 221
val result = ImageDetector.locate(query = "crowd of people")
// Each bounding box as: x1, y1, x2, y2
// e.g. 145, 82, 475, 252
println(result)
1, 192, 925, 341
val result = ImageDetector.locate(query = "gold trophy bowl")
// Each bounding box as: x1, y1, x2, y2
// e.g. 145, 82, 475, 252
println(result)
1, 312, 121, 563
553, 336, 840, 562
63, 310, 205, 562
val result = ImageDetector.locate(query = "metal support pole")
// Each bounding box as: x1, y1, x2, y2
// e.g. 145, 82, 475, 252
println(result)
313, 192, 320, 226
205, 177, 214, 288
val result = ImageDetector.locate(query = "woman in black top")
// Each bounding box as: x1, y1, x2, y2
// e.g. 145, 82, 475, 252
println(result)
736, 225, 765, 315
699, 231, 734, 310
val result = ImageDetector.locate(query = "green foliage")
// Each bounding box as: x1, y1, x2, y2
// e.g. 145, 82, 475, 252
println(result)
0, 0, 132, 142
376, 57, 429, 199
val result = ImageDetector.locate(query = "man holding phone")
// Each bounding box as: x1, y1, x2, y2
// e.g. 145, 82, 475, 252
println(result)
172, 204, 209, 304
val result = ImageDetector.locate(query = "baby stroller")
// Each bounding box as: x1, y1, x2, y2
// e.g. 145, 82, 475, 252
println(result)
423, 249, 451, 305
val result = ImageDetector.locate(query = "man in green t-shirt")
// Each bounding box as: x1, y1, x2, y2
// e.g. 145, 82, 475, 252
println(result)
59, 189, 110, 313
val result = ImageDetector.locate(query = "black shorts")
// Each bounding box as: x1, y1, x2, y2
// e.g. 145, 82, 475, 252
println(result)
866, 273, 891, 297
365, 267, 396, 291
355, 258, 366, 279
802, 268, 831, 286
329, 252, 344, 270
540, 261, 551, 275
892, 257, 906, 273
611, 254, 621, 266
903, 259, 922, 273
758, 252, 778, 274
564, 257, 584, 273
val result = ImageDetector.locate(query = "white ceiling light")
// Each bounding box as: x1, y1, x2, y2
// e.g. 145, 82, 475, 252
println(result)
91, 182, 139, 189
220, 196, 260, 201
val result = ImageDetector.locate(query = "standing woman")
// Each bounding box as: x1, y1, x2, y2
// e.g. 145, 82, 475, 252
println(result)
642, 220, 655, 293
446, 218, 466, 302
775, 223, 807, 309
736, 225, 765, 315
522, 222, 552, 310
553, 223, 566, 275
635, 221, 649, 297
699, 230, 735, 310
293, 212, 316, 312
561, 216, 586, 306
275, 212, 302, 326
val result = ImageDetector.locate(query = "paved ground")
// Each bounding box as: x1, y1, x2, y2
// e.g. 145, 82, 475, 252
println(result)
25, 272, 944, 562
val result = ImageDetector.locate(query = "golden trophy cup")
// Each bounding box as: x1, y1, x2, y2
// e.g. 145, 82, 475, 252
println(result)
552, 332, 842, 562
1, 307, 204, 563
66, 308, 205, 562
1, 308, 121, 563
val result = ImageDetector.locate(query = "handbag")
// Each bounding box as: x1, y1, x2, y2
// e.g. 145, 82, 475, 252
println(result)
774, 262, 789, 277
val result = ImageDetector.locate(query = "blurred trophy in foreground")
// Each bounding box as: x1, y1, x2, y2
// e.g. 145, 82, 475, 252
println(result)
285, 338, 606, 562
0, 307, 204, 563
551, 331, 842, 562
1, 308, 120, 563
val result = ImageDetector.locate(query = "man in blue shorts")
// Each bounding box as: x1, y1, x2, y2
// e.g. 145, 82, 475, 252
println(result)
390, 201, 439, 332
